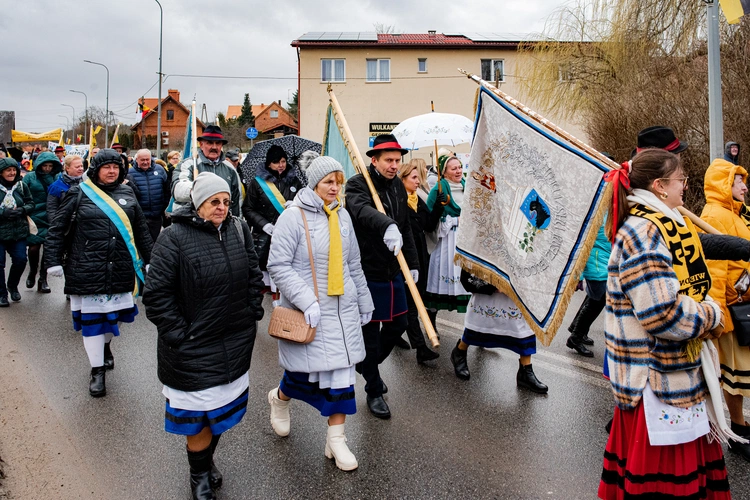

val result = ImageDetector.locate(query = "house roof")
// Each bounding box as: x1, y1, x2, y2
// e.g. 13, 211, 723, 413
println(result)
291, 32, 540, 49
225, 104, 270, 120
131, 94, 205, 131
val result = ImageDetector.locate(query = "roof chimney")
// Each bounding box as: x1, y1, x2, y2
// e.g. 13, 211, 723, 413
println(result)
167, 89, 180, 101
428, 30, 436, 36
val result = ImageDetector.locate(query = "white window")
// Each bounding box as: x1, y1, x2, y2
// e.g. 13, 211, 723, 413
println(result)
321, 59, 346, 82
481, 59, 504, 82
270, 109, 279, 118
418, 58, 427, 73
366, 59, 391, 82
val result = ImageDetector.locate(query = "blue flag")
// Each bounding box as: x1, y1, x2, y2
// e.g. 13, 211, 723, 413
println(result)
322, 104, 357, 179
182, 107, 193, 160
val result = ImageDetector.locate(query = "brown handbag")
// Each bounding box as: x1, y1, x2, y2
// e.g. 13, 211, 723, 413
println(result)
267, 209, 318, 344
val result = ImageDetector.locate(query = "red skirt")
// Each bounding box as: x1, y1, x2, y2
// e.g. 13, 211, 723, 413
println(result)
598, 401, 730, 500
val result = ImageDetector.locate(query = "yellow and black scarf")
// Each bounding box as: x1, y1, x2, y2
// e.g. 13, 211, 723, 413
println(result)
630, 204, 711, 302
740, 204, 750, 229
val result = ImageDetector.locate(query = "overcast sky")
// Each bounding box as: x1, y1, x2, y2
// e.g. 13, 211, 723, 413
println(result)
1, 0, 563, 132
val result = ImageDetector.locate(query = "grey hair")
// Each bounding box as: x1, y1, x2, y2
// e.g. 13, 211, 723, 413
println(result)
297, 150, 320, 173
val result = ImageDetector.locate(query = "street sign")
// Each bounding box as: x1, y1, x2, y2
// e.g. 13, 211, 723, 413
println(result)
245, 127, 258, 139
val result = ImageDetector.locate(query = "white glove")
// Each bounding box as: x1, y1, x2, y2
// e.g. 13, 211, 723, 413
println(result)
145, 264, 151, 274
284, 200, 293, 208
383, 224, 403, 256
360, 311, 373, 325
47, 265, 64, 277
410, 269, 419, 283
263, 223, 274, 235
304, 302, 321, 328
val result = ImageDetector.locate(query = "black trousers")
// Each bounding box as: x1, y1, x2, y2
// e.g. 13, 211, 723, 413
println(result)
145, 216, 162, 245
356, 313, 409, 397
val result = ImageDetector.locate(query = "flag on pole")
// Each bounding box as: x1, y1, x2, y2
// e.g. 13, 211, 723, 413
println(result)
183, 103, 196, 160
454, 84, 611, 346
322, 104, 359, 179
58, 129, 64, 147
719, 0, 750, 23
138, 99, 151, 118
89, 125, 102, 149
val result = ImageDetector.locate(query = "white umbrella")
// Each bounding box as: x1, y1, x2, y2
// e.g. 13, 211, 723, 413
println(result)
392, 112, 474, 150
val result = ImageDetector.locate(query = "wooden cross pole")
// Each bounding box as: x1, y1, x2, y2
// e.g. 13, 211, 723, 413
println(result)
327, 86, 439, 347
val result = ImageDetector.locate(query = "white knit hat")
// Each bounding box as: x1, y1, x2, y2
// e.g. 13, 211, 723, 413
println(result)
303, 155, 344, 188
191, 172, 230, 208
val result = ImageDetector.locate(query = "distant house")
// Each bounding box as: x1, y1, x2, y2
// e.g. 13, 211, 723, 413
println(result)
225, 101, 298, 138
131, 89, 204, 150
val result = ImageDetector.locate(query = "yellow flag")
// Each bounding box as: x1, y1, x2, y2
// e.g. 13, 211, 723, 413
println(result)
720, 0, 749, 24
90, 125, 102, 148
58, 129, 64, 147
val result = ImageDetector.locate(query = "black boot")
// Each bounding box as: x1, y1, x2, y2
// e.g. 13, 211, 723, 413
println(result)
209, 434, 223, 490
7, 264, 24, 302
394, 336, 411, 349
567, 295, 605, 346
450, 340, 470, 380
37, 276, 51, 293
103, 342, 114, 370
187, 446, 216, 500
0, 295, 8, 307
416, 345, 440, 364
366, 395, 391, 419
25, 267, 36, 289
8, 288, 21, 302
566, 334, 594, 357
89, 366, 106, 397
729, 422, 750, 462
517, 362, 548, 394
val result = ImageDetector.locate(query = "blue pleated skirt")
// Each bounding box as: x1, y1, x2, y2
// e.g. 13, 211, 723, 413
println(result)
279, 371, 356, 417
165, 388, 249, 436
72, 305, 138, 337
462, 327, 537, 356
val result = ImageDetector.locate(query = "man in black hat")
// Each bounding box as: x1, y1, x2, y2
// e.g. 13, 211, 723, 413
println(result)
345, 134, 420, 419
172, 125, 242, 216
54, 145, 66, 162
636, 126, 688, 156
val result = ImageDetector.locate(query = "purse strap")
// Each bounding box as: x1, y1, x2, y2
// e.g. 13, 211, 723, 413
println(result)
298, 208, 319, 300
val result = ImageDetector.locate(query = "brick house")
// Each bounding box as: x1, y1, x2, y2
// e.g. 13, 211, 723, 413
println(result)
131, 89, 204, 150
225, 100, 298, 139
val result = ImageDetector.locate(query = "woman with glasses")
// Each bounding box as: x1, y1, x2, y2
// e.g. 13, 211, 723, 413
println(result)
598, 149, 730, 499
143, 172, 265, 499
700, 158, 750, 462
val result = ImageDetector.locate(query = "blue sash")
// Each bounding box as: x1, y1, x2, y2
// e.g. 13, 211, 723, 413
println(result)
255, 176, 285, 214
80, 179, 146, 296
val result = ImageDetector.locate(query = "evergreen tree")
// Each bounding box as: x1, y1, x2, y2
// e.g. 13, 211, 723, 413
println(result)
287, 90, 299, 122
238, 94, 255, 127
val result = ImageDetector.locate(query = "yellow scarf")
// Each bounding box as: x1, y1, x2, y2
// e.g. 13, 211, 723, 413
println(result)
631, 203, 711, 361
323, 198, 344, 296
407, 192, 418, 212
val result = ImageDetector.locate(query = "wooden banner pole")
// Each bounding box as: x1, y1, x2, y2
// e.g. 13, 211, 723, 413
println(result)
327, 86, 440, 348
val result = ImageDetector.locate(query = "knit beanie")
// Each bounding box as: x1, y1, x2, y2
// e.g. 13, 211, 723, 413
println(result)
265, 145, 288, 167
304, 155, 344, 188
191, 172, 230, 208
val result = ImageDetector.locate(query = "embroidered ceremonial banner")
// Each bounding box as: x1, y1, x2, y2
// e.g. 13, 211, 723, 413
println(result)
455, 85, 611, 346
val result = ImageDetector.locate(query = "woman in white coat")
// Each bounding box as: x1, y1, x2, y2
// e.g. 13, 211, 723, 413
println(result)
266, 154, 374, 471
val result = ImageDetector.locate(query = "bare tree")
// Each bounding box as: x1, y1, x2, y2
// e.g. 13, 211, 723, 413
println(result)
373, 23, 397, 34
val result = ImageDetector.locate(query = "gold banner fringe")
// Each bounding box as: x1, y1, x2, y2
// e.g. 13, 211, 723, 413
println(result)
455, 183, 612, 347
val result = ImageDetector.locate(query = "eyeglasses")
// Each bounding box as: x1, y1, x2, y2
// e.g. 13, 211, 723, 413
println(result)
209, 199, 231, 207
658, 176, 689, 188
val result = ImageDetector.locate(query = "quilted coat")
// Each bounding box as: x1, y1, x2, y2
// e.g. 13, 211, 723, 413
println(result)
0, 160, 34, 242
127, 160, 169, 218
701, 158, 750, 333
267, 187, 374, 373
143, 208, 265, 391
23, 151, 62, 245
45, 165, 153, 295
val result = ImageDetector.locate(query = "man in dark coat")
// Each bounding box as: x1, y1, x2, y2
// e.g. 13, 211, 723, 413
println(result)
345, 134, 419, 419
128, 149, 169, 244
725, 142, 741, 165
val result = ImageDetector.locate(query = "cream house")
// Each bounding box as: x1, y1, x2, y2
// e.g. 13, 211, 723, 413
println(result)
291, 32, 586, 162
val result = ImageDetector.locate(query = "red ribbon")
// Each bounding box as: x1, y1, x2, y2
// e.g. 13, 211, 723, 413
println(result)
602, 163, 631, 242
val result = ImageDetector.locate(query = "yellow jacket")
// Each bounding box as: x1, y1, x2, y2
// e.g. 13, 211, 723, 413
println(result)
701, 158, 750, 332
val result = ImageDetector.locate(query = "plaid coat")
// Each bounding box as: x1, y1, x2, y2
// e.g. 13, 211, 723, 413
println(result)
605, 215, 722, 410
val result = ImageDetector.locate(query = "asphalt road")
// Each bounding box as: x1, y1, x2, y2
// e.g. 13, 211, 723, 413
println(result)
1, 276, 749, 499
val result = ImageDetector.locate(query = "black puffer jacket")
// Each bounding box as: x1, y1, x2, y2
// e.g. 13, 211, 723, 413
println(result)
242, 165, 303, 269
45, 170, 153, 295
143, 208, 265, 392
345, 165, 419, 281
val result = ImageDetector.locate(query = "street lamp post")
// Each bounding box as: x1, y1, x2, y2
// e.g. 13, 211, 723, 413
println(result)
155, 0, 163, 158
84, 60, 110, 146
70, 90, 88, 144
58, 115, 70, 143
61, 104, 75, 141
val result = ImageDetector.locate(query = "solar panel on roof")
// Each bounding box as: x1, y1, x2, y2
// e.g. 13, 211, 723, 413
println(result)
358, 32, 378, 41
297, 32, 325, 41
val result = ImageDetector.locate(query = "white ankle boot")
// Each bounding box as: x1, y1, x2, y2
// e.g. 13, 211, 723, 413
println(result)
325, 424, 358, 471
268, 387, 290, 437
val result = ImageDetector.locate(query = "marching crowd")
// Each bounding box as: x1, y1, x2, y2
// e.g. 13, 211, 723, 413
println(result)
1, 124, 749, 499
